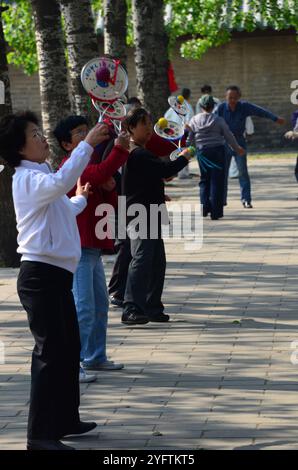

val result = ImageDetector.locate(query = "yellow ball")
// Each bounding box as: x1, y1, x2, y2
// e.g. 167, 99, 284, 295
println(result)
158, 117, 168, 129
177, 95, 184, 104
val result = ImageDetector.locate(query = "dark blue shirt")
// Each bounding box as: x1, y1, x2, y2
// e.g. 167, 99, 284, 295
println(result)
292, 110, 298, 129
217, 101, 278, 141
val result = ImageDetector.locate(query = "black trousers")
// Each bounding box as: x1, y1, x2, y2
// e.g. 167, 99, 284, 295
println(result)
17, 261, 81, 440
108, 237, 131, 301
123, 237, 166, 317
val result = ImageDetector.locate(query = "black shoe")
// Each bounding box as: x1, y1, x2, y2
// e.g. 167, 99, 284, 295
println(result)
59, 421, 97, 439
27, 439, 75, 451
202, 207, 211, 217
109, 295, 123, 308
122, 311, 149, 325
243, 201, 253, 208
149, 312, 170, 323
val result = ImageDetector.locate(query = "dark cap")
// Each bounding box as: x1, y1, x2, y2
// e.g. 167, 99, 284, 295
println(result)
199, 94, 215, 109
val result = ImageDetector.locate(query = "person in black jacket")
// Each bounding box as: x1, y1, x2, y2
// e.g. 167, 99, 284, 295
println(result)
121, 108, 192, 326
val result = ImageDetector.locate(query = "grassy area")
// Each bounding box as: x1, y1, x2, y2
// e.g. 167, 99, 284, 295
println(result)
249, 151, 296, 160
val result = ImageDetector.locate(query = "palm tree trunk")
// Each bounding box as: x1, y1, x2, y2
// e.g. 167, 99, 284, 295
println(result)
0, 5, 19, 267
31, 0, 71, 164
60, 0, 99, 116
103, 0, 127, 68
132, 0, 170, 121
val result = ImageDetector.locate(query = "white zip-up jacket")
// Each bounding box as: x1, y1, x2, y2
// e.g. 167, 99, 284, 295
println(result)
13, 140, 93, 273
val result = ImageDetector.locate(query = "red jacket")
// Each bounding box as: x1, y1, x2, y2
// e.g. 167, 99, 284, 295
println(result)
146, 133, 186, 158
60, 144, 129, 250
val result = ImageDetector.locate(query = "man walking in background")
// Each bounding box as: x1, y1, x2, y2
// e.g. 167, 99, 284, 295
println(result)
218, 85, 285, 208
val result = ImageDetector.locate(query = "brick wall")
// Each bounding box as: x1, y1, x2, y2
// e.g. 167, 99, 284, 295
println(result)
9, 31, 298, 150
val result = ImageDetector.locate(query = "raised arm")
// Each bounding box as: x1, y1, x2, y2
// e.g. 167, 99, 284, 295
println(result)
129, 149, 190, 179
16, 124, 109, 208
243, 102, 278, 121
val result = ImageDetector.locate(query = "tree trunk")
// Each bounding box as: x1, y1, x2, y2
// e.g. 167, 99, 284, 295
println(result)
60, 0, 99, 116
31, 0, 71, 164
0, 6, 19, 267
132, 0, 170, 121
103, 0, 127, 68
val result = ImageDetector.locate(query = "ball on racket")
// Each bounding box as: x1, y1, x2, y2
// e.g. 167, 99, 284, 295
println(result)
157, 117, 168, 129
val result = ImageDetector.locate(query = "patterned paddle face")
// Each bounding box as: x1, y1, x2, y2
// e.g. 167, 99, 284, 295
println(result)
92, 99, 126, 119
154, 120, 185, 141
169, 147, 186, 161
168, 96, 188, 116
0, 165, 4, 173
81, 57, 128, 102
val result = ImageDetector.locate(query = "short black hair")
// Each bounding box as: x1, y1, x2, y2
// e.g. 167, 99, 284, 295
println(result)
182, 88, 191, 100
127, 97, 142, 106
226, 85, 241, 95
201, 85, 212, 94
53, 115, 88, 151
0, 111, 39, 168
202, 104, 214, 112
123, 107, 150, 134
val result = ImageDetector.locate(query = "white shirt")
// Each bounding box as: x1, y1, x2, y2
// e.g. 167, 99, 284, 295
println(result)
164, 100, 194, 126
183, 100, 195, 124
245, 116, 254, 136
164, 107, 183, 125
13, 140, 93, 273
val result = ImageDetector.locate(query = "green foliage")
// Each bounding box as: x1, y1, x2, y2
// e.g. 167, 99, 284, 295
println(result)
165, 0, 298, 60
2, 0, 298, 74
2, 0, 37, 75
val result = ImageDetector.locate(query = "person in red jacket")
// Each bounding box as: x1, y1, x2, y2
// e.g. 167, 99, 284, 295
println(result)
54, 116, 130, 379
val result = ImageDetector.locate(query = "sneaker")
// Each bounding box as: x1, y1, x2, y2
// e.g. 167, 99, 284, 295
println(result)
83, 360, 124, 371
243, 201, 253, 208
109, 295, 123, 308
149, 312, 170, 323
79, 367, 97, 383
122, 310, 149, 325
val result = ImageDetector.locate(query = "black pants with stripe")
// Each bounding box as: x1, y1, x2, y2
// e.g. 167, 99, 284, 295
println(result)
17, 261, 81, 440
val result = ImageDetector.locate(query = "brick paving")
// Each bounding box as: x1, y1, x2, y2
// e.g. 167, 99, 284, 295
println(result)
0, 157, 298, 450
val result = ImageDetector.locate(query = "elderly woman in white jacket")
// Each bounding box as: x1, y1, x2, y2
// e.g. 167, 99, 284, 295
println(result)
0, 111, 109, 450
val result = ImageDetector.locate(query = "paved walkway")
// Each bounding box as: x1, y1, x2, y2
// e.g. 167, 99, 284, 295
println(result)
1, 157, 298, 450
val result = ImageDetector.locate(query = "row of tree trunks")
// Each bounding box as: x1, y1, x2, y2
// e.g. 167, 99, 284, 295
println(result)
132, 0, 170, 121
103, 0, 127, 68
60, 0, 99, 116
0, 6, 19, 267
30, 0, 71, 163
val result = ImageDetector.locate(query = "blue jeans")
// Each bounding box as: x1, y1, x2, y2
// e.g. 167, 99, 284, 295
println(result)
73, 248, 109, 366
224, 142, 251, 204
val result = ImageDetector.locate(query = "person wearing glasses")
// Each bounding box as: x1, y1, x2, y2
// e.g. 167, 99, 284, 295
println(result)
0, 111, 110, 450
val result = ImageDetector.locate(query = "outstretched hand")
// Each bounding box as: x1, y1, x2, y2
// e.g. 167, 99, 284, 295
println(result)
237, 146, 246, 156
85, 123, 110, 148
276, 117, 286, 126
285, 130, 298, 140
179, 147, 194, 161
76, 177, 92, 199
115, 131, 130, 150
